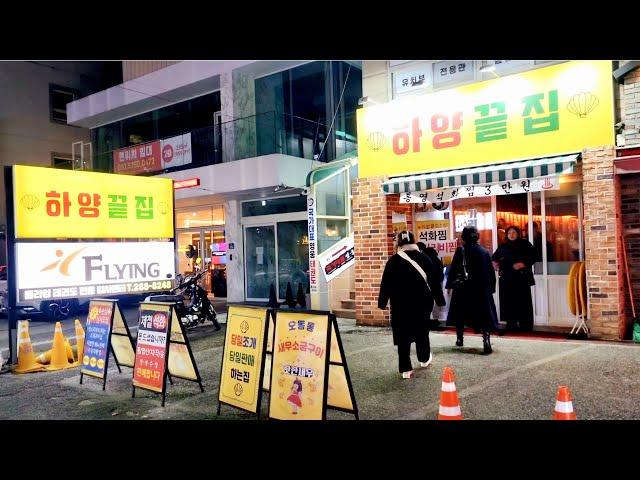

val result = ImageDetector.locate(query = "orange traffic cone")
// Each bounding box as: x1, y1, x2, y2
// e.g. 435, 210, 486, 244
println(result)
438, 367, 463, 420
75, 319, 85, 366
13, 320, 45, 374
64, 336, 75, 363
46, 322, 74, 371
553, 386, 577, 420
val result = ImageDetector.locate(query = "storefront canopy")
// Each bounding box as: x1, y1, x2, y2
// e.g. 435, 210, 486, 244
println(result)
382, 154, 579, 194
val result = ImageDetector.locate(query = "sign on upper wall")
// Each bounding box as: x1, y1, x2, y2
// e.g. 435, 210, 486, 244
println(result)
357, 61, 615, 178
13, 165, 174, 238
113, 133, 192, 175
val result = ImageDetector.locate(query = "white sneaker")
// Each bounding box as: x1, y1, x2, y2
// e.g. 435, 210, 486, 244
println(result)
419, 353, 433, 368
401, 370, 414, 379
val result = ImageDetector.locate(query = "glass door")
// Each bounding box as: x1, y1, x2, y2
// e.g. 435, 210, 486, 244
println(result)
244, 225, 277, 301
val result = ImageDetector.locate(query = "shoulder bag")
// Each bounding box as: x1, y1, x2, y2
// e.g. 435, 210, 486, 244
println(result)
449, 246, 469, 290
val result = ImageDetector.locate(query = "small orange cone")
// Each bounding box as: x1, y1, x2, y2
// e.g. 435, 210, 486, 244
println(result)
46, 322, 74, 371
553, 386, 577, 420
438, 367, 463, 420
64, 336, 75, 363
75, 319, 85, 366
13, 320, 46, 374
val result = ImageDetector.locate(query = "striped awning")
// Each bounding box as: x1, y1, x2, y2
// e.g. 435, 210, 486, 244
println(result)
382, 154, 579, 194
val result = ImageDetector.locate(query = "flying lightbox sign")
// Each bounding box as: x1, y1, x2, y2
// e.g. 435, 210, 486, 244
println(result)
15, 241, 176, 302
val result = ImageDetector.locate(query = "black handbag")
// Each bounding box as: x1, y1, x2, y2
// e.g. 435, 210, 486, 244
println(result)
450, 246, 469, 290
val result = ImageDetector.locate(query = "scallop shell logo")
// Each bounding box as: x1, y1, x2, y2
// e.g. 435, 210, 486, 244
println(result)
20, 194, 40, 211
158, 201, 168, 215
367, 131, 386, 151
567, 92, 599, 118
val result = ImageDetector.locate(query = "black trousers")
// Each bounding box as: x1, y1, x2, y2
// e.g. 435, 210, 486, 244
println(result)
457, 324, 490, 340
397, 326, 431, 373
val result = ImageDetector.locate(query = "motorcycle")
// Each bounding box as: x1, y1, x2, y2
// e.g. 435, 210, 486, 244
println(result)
145, 267, 221, 331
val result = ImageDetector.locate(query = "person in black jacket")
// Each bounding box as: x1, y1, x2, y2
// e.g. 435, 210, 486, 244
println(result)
417, 242, 445, 330
492, 225, 536, 332
446, 226, 499, 354
378, 231, 446, 379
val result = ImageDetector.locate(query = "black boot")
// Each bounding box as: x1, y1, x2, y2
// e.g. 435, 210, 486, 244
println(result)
456, 332, 463, 347
483, 332, 492, 355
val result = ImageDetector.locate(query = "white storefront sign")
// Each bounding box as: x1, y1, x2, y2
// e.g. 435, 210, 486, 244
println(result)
16, 241, 175, 301
433, 60, 474, 86
393, 67, 433, 95
161, 133, 192, 169
317, 234, 355, 283
399, 176, 560, 204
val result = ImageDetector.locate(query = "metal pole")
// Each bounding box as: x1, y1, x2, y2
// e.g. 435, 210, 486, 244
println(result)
4, 166, 17, 364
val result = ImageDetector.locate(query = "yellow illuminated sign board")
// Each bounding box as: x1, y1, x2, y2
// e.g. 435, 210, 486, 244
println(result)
13, 165, 174, 238
269, 311, 329, 420
219, 306, 268, 414
357, 61, 615, 178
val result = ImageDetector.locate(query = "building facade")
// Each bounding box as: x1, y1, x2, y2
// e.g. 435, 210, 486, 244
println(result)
0, 61, 122, 265
67, 60, 362, 308
353, 60, 637, 341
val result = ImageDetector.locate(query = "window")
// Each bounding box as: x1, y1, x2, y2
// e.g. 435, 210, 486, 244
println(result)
52, 154, 73, 170
241, 196, 306, 217
49, 84, 78, 124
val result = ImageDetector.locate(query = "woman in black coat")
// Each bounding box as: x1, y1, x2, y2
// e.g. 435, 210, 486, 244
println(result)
446, 226, 498, 354
491, 225, 536, 332
378, 231, 446, 378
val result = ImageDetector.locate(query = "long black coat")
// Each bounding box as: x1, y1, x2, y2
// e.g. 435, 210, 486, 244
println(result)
378, 247, 446, 345
492, 238, 536, 330
445, 242, 499, 333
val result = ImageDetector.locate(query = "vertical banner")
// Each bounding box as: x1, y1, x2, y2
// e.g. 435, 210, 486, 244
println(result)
268, 311, 330, 420
133, 303, 171, 393
218, 305, 269, 414
80, 300, 114, 379
307, 194, 318, 295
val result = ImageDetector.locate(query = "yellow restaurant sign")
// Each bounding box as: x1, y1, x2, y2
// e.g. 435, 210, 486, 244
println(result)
356, 60, 615, 178
13, 165, 174, 239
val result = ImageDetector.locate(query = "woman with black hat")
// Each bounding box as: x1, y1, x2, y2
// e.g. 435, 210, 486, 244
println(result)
492, 225, 536, 332
378, 231, 446, 379
446, 226, 499, 354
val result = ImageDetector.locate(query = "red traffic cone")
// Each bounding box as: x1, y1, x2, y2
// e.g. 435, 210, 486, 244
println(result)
553, 386, 577, 420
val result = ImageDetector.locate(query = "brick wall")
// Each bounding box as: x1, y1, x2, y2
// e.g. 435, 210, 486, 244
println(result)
621, 63, 640, 146
352, 176, 391, 326
620, 173, 640, 325
582, 146, 626, 340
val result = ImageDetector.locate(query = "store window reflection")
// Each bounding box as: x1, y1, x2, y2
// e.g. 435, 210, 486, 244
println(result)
452, 197, 493, 253
277, 221, 310, 299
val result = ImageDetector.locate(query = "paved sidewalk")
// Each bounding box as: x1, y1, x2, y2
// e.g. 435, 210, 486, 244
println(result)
1, 316, 640, 420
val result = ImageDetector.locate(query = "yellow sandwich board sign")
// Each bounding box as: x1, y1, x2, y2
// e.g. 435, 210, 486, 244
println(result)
217, 304, 271, 416
267, 311, 358, 420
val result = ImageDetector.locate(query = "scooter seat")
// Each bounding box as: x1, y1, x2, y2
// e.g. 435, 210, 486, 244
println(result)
146, 294, 183, 303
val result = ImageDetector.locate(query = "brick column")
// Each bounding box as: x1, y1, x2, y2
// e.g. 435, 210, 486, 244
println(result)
582, 146, 626, 340
352, 176, 390, 326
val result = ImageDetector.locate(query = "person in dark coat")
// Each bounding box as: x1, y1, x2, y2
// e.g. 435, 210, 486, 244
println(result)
417, 242, 445, 330
492, 225, 536, 332
446, 226, 498, 354
378, 231, 446, 378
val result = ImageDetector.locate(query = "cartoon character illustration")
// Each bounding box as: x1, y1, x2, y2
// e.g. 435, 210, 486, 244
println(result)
287, 378, 303, 415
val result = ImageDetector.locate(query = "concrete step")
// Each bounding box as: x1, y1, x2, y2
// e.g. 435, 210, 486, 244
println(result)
349, 291, 355, 300
341, 299, 356, 309
333, 308, 356, 319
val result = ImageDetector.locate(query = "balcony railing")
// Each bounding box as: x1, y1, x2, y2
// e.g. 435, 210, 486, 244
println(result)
93, 111, 358, 175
